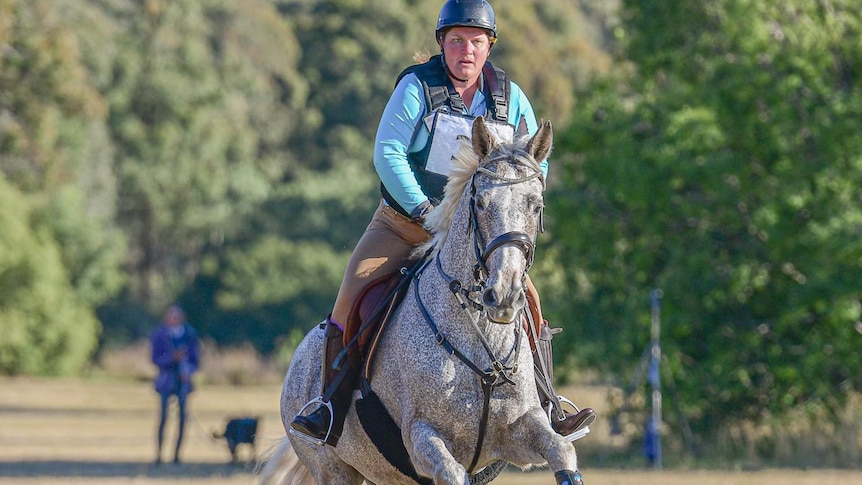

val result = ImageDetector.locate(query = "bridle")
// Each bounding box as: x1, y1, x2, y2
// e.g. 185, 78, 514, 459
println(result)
469, 161, 542, 283
414, 154, 544, 473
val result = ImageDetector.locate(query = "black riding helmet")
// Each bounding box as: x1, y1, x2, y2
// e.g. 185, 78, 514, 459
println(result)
436, 0, 497, 42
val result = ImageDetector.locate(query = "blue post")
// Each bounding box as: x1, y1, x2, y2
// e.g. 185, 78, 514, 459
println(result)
647, 289, 663, 470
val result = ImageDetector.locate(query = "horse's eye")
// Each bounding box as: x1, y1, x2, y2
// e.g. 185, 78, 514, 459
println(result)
475, 195, 487, 211
528, 195, 544, 214
534, 202, 545, 215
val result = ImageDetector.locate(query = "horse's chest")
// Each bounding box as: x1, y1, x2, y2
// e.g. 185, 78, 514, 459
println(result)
387, 354, 525, 425
371, 303, 532, 437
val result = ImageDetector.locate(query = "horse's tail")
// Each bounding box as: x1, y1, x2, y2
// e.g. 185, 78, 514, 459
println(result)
256, 437, 314, 485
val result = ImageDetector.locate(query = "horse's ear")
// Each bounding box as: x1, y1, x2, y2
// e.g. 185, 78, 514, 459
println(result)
472, 116, 496, 160
527, 119, 553, 163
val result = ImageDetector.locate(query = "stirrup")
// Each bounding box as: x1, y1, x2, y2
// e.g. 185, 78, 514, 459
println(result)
546, 395, 591, 443
289, 396, 335, 447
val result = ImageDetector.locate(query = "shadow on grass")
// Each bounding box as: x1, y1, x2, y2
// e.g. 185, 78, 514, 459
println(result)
0, 460, 258, 479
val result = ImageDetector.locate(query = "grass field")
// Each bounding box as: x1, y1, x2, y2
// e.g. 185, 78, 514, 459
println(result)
1, 377, 859, 485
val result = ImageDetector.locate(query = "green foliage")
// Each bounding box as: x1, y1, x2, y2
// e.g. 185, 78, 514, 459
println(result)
286, 0, 424, 152
218, 236, 345, 310
550, 0, 862, 438
0, 0, 108, 192
0, 0, 612, 379
32, 187, 127, 307
0, 0, 121, 373
103, 0, 309, 309
492, 0, 617, 126
0, 176, 100, 375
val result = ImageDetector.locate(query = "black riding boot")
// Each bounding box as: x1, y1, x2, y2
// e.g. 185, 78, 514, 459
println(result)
532, 321, 597, 438
290, 319, 357, 446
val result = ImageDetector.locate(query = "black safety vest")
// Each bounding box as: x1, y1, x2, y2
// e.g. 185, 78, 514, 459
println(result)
380, 54, 512, 218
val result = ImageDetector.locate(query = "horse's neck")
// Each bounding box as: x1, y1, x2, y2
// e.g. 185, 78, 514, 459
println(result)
436, 204, 477, 284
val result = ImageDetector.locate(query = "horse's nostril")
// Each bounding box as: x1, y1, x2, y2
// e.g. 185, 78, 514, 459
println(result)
483, 287, 500, 308
514, 289, 526, 309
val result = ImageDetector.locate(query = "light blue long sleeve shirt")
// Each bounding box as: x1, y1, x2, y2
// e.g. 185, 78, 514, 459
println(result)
373, 71, 549, 216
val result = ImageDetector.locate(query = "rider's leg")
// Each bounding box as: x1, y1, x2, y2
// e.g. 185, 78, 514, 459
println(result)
525, 276, 597, 438
329, 201, 431, 325
290, 200, 431, 444
290, 317, 355, 444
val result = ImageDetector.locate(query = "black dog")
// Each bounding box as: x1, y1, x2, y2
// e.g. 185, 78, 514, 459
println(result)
213, 417, 258, 464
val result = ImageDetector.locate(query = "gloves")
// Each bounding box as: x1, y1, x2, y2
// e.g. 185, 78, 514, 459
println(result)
409, 200, 434, 223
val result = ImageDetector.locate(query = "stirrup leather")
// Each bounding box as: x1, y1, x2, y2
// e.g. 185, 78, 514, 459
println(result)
546, 395, 591, 442
289, 396, 335, 447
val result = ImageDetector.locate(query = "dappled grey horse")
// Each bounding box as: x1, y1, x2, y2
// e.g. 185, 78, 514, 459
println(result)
259, 117, 583, 485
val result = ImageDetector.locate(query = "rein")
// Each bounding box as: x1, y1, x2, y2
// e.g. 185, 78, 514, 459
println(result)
413, 157, 542, 474
414, 258, 522, 474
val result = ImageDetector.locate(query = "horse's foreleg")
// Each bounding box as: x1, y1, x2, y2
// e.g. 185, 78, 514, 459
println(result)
505, 409, 582, 481
409, 421, 470, 485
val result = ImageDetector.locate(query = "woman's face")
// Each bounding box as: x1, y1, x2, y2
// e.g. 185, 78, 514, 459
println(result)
440, 27, 493, 83
165, 307, 184, 327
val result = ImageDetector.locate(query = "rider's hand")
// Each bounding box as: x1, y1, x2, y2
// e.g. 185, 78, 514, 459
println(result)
410, 200, 434, 224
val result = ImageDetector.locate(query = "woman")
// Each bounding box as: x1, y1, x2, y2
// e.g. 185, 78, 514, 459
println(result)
150, 305, 200, 464
291, 0, 595, 445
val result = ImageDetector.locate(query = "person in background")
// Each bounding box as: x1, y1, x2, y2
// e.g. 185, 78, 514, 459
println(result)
290, 0, 596, 446
150, 304, 200, 464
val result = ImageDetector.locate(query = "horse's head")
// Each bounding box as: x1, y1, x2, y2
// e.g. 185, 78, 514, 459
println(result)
423, 116, 551, 324
471, 117, 551, 323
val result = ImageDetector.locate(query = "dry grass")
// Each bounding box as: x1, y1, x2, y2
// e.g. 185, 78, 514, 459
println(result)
95, 343, 862, 466
95, 339, 286, 386
1, 377, 860, 484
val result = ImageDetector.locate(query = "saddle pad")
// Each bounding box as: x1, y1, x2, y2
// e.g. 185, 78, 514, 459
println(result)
355, 382, 507, 485
355, 384, 433, 485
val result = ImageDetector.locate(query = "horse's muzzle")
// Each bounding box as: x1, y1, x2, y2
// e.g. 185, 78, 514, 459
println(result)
483, 286, 525, 324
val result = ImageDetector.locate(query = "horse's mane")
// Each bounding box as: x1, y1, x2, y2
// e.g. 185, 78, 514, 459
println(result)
415, 132, 543, 257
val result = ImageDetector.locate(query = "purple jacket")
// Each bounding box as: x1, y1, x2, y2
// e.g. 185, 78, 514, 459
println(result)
150, 323, 200, 395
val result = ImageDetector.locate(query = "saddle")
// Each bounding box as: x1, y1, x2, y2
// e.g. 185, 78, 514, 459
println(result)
342, 260, 418, 370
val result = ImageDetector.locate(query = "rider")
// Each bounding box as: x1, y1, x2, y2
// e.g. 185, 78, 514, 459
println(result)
290, 0, 597, 445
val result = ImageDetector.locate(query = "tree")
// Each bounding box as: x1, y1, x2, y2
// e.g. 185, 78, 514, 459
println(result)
104, 0, 309, 311
0, 175, 101, 375
491, 0, 617, 126
0, 0, 125, 372
549, 0, 862, 439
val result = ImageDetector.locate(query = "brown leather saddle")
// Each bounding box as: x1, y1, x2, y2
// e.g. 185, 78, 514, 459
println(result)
341, 256, 423, 379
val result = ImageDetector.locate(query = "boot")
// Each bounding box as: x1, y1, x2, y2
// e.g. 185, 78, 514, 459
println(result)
290, 319, 357, 446
525, 285, 597, 439
532, 322, 597, 438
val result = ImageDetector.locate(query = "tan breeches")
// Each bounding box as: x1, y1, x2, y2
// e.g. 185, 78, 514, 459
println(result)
330, 200, 432, 326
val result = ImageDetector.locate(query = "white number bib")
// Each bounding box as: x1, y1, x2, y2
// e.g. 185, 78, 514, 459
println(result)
424, 111, 515, 177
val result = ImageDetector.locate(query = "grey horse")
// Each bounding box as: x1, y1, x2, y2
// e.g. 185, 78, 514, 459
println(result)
259, 117, 584, 485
